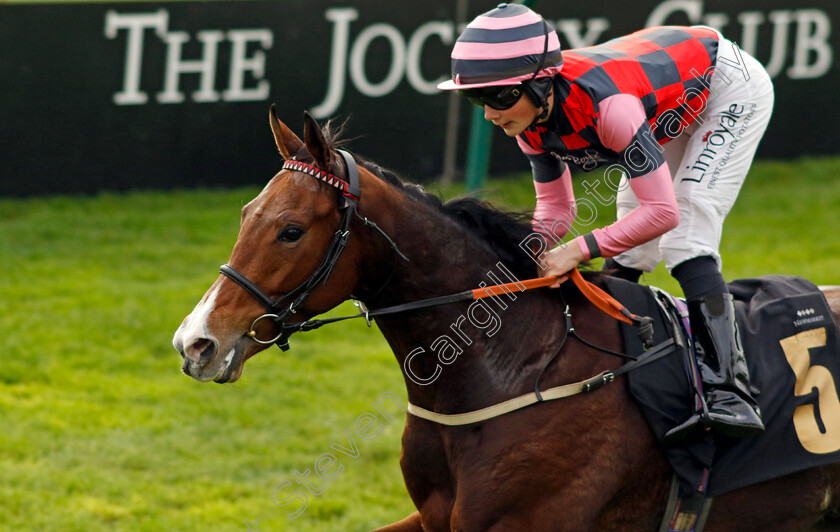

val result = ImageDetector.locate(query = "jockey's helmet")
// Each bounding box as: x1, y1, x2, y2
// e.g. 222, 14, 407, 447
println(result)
437, 3, 563, 92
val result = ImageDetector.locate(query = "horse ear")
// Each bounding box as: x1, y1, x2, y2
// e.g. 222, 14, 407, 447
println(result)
269, 104, 303, 159
302, 111, 331, 171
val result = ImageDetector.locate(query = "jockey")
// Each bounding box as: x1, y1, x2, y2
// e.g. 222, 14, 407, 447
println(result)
438, 3, 775, 442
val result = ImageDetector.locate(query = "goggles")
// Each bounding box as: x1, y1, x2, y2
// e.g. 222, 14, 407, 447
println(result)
458, 84, 527, 110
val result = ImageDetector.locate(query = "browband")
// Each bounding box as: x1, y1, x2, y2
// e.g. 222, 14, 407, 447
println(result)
222, 148, 364, 350
282, 149, 360, 202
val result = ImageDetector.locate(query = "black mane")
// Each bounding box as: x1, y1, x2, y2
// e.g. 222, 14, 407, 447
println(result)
301, 119, 543, 279
356, 156, 540, 280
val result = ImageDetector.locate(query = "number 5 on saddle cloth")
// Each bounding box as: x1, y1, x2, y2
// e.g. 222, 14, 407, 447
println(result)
601, 274, 840, 501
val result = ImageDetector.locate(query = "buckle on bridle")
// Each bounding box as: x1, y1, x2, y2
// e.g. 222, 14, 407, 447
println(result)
354, 299, 372, 327
221, 149, 407, 352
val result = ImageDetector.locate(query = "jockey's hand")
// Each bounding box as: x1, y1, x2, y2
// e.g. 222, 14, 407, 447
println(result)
540, 239, 584, 288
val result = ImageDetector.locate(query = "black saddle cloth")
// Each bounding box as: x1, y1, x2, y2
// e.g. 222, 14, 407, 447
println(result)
601, 274, 840, 497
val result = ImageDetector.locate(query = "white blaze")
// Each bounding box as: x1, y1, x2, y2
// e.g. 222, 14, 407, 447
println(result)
174, 283, 220, 350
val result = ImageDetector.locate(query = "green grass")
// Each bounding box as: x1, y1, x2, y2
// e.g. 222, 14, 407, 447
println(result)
1, 157, 839, 531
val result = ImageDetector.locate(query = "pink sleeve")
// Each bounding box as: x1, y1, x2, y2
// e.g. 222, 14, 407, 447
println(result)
577, 94, 680, 260
574, 93, 679, 259
596, 93, 647, 152
532, 166, 576, 243
576, 162, 679, 259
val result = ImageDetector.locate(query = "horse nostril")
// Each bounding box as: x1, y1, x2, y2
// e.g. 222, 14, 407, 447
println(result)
185, 338, 217, 367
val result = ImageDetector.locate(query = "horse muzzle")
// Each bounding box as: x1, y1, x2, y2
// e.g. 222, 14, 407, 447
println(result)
174, 330, 249, 383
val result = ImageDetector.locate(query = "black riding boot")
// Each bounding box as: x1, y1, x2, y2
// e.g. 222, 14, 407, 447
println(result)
664, 293, 764, 444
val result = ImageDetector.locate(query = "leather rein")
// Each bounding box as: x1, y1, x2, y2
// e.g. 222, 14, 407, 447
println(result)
218, 150, 674, 424
220, 150, 654, 351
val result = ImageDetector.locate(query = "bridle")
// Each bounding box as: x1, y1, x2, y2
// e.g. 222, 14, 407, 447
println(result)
219, 149, 655, 354
217, 146, 673, 427
219, 149, 404, 351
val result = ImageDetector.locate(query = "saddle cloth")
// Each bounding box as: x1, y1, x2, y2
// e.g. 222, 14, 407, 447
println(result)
601, 275, 840, 497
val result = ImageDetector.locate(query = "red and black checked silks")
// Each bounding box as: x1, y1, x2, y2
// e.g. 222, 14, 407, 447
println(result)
519, 26, 719, 177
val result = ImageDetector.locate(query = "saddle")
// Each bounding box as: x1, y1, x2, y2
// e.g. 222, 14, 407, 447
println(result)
601, 275, 840, 498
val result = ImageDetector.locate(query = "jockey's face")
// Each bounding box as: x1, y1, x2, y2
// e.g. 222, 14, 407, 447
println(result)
482, 92, 540, 137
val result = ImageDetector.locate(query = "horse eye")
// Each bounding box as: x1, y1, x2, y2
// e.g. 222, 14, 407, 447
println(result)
277, 226, 305, 243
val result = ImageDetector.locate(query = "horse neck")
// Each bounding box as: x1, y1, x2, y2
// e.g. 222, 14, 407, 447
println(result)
354, 181, 609, 413
353, 176, 504, 304
379, 254, 622, 414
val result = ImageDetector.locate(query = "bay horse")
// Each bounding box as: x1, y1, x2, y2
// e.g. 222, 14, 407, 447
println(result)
173, 108, 840, 531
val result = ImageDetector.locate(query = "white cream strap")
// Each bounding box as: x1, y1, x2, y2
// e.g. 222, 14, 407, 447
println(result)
407, 371, 615, 426
406, 338, 676, 426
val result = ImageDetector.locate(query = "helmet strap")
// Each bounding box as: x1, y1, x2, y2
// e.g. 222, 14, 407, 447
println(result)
524, 21, 552, 129
524, 78, 553, 129
526, 99, 550, 130
536, 99, 551, 121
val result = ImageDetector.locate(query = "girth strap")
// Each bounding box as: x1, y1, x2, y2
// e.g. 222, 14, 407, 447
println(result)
659, 474, 712, 532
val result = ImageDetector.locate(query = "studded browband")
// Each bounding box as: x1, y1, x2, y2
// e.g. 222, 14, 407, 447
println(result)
283, 155, 360, 202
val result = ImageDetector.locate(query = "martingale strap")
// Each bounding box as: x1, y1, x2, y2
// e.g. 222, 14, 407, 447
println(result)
406, 338, 676, 426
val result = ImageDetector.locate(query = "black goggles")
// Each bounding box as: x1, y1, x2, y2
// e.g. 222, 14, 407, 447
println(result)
458, 84, 527, 110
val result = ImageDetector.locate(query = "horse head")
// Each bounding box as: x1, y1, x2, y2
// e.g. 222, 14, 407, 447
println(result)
173, 107, 399, 383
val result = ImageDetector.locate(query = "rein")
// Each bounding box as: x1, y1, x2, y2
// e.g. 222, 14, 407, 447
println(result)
220, 149, 655, 352
219, 148, 668, 424
273, 270, 654, 346
402, 276, 675, 426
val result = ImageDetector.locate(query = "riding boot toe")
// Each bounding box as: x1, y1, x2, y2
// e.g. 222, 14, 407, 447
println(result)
705, 390, 765, 438
662, 413, 708, 447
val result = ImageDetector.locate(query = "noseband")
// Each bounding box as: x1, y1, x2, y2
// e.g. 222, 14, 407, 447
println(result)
219, 149, 400, 350
220, 151, 655, 355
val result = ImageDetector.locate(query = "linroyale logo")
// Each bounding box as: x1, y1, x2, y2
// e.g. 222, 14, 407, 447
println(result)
687, 104, 746, 179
